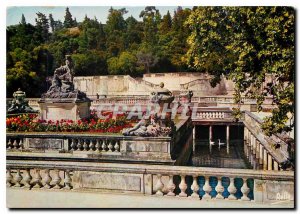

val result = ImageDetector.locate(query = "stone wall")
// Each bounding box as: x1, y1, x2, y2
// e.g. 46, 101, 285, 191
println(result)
73, 72, 235, 97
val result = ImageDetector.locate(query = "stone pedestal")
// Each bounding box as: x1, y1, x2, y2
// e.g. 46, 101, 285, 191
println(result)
38, 99, 90, 121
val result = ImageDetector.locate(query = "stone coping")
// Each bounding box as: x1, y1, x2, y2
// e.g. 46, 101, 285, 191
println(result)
38, 98, 91, 103
6, 132, 172, 141
243, 110, 293, 142
6, 160, 294, 181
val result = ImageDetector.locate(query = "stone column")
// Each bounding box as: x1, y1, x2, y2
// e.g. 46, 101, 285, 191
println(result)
193, 126, 196, 153
268, 154, 273, 170
256, 140, 260, 159
249, 134, 253, 163
209, 125, 213, 142
252, 136, 256, 155
226, 125, 230, 154
259, 144, 263, 165
273, 160, 279, 171
244, 127, 248, 142
263, 149, 268, 170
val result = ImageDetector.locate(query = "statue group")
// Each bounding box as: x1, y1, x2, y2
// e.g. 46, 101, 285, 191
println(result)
122, 82, 175, 137
41, 55, 88, 100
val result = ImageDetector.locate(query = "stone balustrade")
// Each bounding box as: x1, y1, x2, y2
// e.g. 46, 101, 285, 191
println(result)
192, 108, 234, 122
6, 160, 294, 203
7, 96, 274, 112
6, 134, 122, 154
243, 111, 294, 171
6, 118, 192, 165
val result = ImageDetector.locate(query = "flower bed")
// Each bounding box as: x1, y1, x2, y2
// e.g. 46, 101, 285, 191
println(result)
6, 112, 132, 133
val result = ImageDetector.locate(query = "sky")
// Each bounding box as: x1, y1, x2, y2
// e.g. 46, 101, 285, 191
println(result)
7, 6, 191, 26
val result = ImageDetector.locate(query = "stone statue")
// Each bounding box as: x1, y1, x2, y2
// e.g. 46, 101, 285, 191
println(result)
177, 85, 193, 116
41, 55, 88, 100
150, 82, 175, 105
123, 82, 175, 137
7, 88, 38, 114
122, 113, 172, 137
179, 85, 193, 104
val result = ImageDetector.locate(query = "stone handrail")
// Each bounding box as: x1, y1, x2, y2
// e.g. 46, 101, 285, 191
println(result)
127, 76, 159, 89
180, 79, 209, 89
6, 160, 294, 202
242, 111, 294, 170
6, 96, 274, 108
192, 108, 234, 121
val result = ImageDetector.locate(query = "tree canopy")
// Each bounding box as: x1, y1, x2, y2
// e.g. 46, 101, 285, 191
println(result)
185, 6, 294, 135
7, 6, 192, 97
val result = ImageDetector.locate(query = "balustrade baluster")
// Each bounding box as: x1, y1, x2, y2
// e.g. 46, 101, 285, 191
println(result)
155, 174, 164, 196
77, 139, 83, 151
6, 169, 13, 187
19, 139, 23, 150
95, 140, 100, 151
102, 140, 107, 151
227, 177, 237, 200
241, 178, 250, 201
108, 141, 113, 152
64, 170, 72, 190
191, 176, 200, 198
89, 140, 95, 151
179, 175, 187, 197
23, 169, 32, 189
32, 169, 42, 188
52, 170, 62, 189
7, 139, 12, 150
215, 177, 224, 199
43, 169, 52, 189
83, 140, 89, 151
13, 140, 18, 149
202, 176, 212, 200
166, 175, 175, 196
14, 169, 23, 187
114, 141, 120, 152
70, 139, 76, 151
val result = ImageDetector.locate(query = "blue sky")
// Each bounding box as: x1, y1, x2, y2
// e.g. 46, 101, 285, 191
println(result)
7, 6, 191, 26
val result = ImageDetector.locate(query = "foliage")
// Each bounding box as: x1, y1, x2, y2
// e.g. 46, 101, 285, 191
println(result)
185, 6, 294, 135
7, 6, 193, 98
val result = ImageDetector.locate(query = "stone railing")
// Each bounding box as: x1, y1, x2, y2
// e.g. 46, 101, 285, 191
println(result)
6, 160, 294, 203
6, 133, 173, 164
7, 96, 274, 107
91, 96, 149, 106
192, 108, 234, 122
6, 118, 192, 165
127, 75, 159, 89
190, 96, 273, 105
242, 111, 294, 171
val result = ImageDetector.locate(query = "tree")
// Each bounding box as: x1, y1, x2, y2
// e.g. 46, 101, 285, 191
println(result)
20, 14, 26, 25
159, 10, 172, 34
139, 6, 161, 49
64, 7, 75, 28
49, 14, 55, 32
136, 51, 158, 73
124, 16, 143, 49
72, 50, 107, 76
185, 6, 295, 135
35, 12, 50, 42
105, 7, 128, 57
